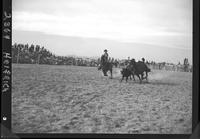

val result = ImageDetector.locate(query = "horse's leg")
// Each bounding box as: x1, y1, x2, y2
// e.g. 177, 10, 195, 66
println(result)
121, 76, 124, 82
110, 69, 113, 79
102, 70, 105, 75
132, 74, 135, 81
146, 71, 148, 79
136, 74, 142, 84
126, 76, 128, 82
141, 73, 145, 80
105, 71, 108, 76
103, 69, 107, 76
129, 75, 132, 80
145, 71, 148, 80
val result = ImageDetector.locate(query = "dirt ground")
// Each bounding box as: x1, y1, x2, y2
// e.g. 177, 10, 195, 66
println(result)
12, 64, 192, 134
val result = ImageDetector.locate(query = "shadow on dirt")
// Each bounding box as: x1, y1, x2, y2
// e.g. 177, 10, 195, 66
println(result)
116, 79, 179, 86
141, 81, 179, 86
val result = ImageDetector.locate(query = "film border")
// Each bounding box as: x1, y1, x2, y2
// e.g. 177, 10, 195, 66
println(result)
1, 0, 199, 138
1, 0, 12, 136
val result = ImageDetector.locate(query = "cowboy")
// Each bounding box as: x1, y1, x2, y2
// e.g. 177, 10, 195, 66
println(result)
99, 49, 109, 76
141, 58, 147, 79
125, 57, 130, 66
142, 58, 145, 63
101, 49, 109, 66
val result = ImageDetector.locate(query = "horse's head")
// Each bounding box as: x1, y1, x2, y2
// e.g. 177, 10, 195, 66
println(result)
98, 66, 102, 70
147, 68, 151, 72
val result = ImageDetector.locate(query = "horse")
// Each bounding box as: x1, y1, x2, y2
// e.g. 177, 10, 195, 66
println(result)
98, 62, 113, 79
129, 59, 151, 83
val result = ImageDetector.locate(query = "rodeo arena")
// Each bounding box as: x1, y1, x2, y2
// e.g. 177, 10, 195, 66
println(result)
12, 43, 192, 134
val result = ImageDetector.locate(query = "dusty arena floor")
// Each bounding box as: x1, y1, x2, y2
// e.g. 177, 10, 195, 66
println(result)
12, 64, 192, 134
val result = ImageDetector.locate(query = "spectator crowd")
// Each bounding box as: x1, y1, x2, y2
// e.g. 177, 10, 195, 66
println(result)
12, 43, 102, 66
12, 43, 192, 72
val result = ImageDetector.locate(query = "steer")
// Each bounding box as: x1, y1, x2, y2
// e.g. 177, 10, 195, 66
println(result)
120, 68, 135, 82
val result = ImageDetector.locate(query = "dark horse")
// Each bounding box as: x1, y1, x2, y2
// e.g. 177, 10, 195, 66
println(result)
129, 59, 151, 83
98, 62, 113, 79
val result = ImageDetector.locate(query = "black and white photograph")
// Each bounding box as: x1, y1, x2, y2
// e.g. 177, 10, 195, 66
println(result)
11, 0, 193, 134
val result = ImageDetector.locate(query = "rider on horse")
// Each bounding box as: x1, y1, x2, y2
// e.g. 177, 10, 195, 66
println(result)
100, 49, 109, 65
101, 49, 109, 62
100, 49, 109, 76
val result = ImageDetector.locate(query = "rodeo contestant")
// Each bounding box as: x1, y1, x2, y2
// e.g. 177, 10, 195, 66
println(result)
142, 57, 145, 63
99, 49, 109, 76
100, 49, 109, 65
102, 49, 109, 62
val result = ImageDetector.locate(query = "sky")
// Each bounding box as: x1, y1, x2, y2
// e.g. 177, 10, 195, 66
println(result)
12, 0, 193, 64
